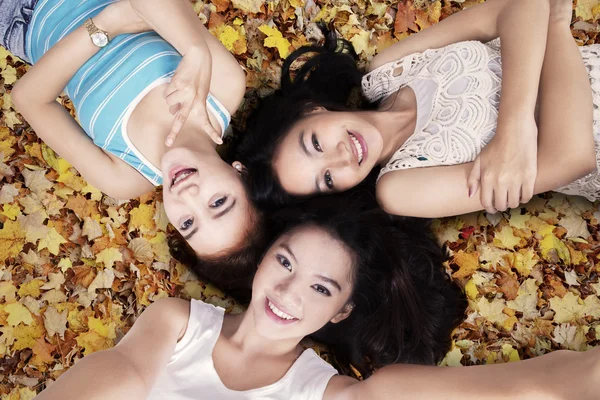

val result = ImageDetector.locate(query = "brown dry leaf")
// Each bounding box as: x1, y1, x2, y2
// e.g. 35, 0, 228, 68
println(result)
43, 306, 68, 339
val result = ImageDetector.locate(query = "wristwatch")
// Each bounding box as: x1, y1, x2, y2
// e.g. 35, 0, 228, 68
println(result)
84, 18, 110, 48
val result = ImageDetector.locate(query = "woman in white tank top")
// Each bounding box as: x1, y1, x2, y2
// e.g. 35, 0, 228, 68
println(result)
238, 0, 600, 219
34, 201, 600, 399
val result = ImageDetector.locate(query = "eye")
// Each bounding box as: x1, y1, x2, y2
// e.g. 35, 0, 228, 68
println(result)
210, 196, 227, 208
312, 285, 331, 297
312, 133, 322, 152
324, 171, 334, 190
276, 254, 292, 271
180, 217, 193, 230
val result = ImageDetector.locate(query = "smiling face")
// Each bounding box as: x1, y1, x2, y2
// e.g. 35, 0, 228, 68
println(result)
249, 225, 355, 341
273, 110, 383, 196
161, 147, 255, 257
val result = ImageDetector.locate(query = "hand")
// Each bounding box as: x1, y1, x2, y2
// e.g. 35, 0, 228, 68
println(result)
95, 1, 151, 37
467, 116, 538, 213
163, 45, 222, 146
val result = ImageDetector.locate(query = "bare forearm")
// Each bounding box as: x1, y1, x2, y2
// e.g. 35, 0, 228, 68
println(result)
129, 0, 209, 55
36, 349, 149, 400
351, 349, 598, 400
496, 1, 549, 127
14, 11, 120, 105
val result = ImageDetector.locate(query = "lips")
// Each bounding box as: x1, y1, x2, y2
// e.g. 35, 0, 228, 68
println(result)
264, 297, 299, 325
169, 166, 197, 189
348, 131, 367, 166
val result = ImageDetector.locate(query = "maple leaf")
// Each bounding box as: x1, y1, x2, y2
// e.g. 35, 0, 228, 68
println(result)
5, 302, 34, 326
0, 282, 17, 302
0, 219, 26, 260
550, 292, 585, 323
95, 247, 123, 269
154, 202, 170, 232
575, 0, 600, 21
232, 0, 264, 13
128, 237, 154, 264
493, 225, 522, 250
1, 203, 21, 220
553, 323, 588, 351
507, 279, 539, 320
259, 25, 292, 58
22, 168, 53, 194
439, 346, 463, 367
539, 233, 571, 264
559, 213, 590, 239
476, 297, 509, 327
1, 65, 17, 84
17, 210, 49, 244
17, 279, 44, 298
0, 183, 19, 204
87, 268, 115, 294
40, 272, 66, 290
43, 306, 68, 339
82, 216, 103, 240
452, 251, 480, 279
129, 204, 156, 233
37, 227, 68, 255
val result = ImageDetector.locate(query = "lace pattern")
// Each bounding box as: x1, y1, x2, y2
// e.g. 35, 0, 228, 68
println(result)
364, 39, 600, 202
363, 40, 503, 176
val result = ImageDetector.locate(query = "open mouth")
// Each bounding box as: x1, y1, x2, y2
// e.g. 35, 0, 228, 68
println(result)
348, 131, 367, 165
169, 167, 198, 189
265, 298, 299, 325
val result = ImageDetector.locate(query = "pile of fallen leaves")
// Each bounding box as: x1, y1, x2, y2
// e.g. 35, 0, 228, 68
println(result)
1, 0, 600, 398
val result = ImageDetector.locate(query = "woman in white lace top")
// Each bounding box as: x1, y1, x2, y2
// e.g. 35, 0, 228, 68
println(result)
238, 0, 599, 218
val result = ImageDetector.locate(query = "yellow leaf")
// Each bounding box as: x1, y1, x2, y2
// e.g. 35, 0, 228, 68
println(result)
89, 317, 117, 339
204, 283, 225, 298
501, 344, 520, 362
1, 65, 17, 84
231, 0, 264, 13
76, 330, 114, 355
259, 25, 292, 58
1, 204, 19, 223
539, 233, 571, 264
0, 219, 26, 260
214, 25, 247, 55
95, 247, 123, 269
82, 184, 103, 201
493, 225, 522, 250
350, 30, 372, 56
464, 279, 478, 300
507, 279, 539, 320
452, 251, 480, 279
5, 302, 34, 326
149, 232, 171, 263
37, 227, 68, 255
58, 258, 73, 272
0, 282, 17, 302
183, 281, 204, 300
129, 204, 156, 232
12, 321, 45, 351
17, 279, 45, 298
550, 292, 584, 323
477, 297, 508, 327
514, 248, 538, 276
440, 346, 463, 367
575, 0, 600, 21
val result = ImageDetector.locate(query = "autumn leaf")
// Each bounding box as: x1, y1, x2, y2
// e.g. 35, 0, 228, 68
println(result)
259, 25, 292, 58
5, 302, 34, 326
0, 219, 26, 260
37, 227, 68, 255
95, 247, 123, 269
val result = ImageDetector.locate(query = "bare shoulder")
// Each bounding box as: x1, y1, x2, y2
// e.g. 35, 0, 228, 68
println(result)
322, 375, 360, 400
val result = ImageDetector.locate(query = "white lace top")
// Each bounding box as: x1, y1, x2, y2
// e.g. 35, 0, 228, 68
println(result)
363, 39, 600, 202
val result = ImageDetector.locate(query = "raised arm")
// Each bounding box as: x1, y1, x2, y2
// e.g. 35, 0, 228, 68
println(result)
328, 347, 599, 400
129, 0, 246, 145
35, 298, 189, 400
12, 2, 155, 199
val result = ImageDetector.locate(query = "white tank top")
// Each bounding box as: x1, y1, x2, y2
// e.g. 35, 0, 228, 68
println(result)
146, 300, 338, 400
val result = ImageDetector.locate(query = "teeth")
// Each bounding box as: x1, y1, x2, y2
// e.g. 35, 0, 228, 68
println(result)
349, 134, 364, 164
268, 300, 296, 320
172, 169, 196, 187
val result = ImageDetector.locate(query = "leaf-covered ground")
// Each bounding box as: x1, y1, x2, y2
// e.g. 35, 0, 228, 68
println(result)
1, 0, 600, 398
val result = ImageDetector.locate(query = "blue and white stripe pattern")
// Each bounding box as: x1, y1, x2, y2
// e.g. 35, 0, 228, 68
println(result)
25, 0, 231, 186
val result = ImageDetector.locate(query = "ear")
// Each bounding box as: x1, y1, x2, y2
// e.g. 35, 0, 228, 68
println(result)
306, 106, 327, 115
231, 161, 248, 175
330, 302, 354, 324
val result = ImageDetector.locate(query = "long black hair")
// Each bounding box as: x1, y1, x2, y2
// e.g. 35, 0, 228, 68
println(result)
267, 195, 466, 376
235, 28, 373, 211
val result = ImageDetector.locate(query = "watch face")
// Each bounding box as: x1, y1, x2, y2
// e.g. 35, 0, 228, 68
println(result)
91, 32, 108, 47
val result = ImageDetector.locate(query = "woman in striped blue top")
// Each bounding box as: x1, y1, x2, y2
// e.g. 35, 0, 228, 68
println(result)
3, 0, 268, 277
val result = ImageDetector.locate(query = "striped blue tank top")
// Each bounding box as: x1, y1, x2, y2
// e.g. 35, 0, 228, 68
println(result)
25, 0, 231, 186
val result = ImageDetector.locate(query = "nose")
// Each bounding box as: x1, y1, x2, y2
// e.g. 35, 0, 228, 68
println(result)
329, 141, 352, 168
273, 275, 302, 308
177, 183, 200, 200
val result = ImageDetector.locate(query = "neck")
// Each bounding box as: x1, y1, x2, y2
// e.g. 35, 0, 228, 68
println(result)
225, 310, 302, 358
158, 120, 218, 161
363, 99, 417, 165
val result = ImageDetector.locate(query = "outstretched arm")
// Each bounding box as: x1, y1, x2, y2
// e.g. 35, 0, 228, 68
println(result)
328, 348, 599, 400
35, 298, 190, 400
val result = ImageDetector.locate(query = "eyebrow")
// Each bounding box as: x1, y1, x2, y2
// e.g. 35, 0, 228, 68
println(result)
183, 227, 199, 241
299, 130, 311, 157
280, 242, 298, 263
213, 199, 237, 220
316, 274, 342, 292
